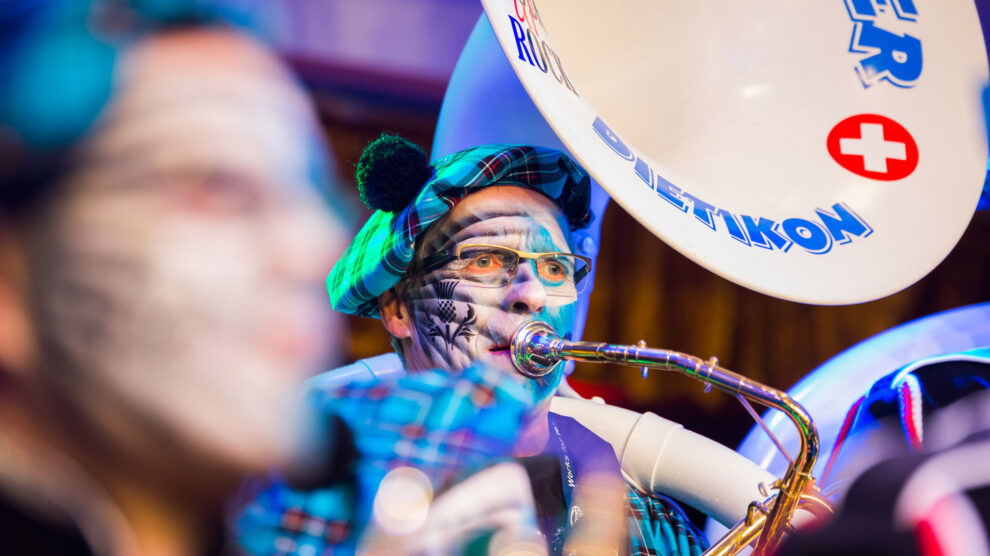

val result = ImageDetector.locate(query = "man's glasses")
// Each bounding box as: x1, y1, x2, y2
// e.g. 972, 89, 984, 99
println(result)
418, 244, 592, 295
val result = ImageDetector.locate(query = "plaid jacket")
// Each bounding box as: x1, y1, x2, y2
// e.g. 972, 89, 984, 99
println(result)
233, 364, 536, 554
326, 144, 592, 318
233, 368, 708, 555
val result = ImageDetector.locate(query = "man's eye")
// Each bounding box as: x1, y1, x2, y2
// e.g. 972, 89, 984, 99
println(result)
540, 260, 568, 280
544, 262, 565, 276
465, 253, 504, 274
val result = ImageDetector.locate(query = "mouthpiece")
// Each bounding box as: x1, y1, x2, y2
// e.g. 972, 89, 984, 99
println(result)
510, 321, 562, 377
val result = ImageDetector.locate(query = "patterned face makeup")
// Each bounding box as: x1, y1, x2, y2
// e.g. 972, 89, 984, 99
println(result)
27, 30, 347, 475
395, 186, 576, 404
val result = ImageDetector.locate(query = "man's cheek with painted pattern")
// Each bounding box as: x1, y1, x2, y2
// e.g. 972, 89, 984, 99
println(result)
403, 278, 483, 374
402, 276, 575, 405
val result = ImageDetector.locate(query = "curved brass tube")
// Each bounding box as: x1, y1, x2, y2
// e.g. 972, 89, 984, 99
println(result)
511, 321, 828, 556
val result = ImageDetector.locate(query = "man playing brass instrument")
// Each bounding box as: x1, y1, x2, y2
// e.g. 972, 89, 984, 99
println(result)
241, 135, 709, 554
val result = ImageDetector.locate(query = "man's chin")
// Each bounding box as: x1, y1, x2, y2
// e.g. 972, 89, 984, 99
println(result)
480, 349, 560, 402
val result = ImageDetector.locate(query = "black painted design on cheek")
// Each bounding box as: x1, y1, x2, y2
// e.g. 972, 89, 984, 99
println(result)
418, 280, 477, 349
435, 280, 457, 323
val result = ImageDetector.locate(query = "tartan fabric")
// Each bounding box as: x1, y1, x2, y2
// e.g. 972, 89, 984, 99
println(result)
327, 144, 592, 317
624, 486, 708, 556
546, 414, 707, 555
233, 364, 537, 555
234, 362, 709, 555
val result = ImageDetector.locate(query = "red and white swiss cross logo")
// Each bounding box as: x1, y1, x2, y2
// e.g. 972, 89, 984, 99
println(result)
826, 114, 919, 181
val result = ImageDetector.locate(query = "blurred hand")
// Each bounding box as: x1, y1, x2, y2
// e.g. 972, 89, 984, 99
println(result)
359, 462, 547, 555
562, 471, 626, 556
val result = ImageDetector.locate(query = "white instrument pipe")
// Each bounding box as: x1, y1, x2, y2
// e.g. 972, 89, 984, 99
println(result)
550, 396, 775, 529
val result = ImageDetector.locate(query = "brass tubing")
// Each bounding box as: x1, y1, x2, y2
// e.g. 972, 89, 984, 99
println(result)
703, 503, 767, 556
516, 324, 822, 556
704, 492, 833, 556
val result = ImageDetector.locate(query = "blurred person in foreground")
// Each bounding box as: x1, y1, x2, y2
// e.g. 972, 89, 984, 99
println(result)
0, 4, 349, 554
236, 135, 709, 555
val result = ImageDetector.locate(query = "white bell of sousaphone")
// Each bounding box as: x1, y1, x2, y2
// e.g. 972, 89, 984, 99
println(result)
478, 0, 988, 305
431, 0, 990, 545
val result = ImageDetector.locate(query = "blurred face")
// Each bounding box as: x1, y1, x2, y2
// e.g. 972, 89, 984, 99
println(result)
391, 186, 576, 404
25, 30, 347, 475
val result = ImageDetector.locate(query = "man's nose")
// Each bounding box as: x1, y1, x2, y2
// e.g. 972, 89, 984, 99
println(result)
503, 260, 547, 314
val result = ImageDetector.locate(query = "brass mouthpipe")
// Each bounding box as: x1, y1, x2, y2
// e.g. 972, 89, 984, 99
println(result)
511, 321, 822, 556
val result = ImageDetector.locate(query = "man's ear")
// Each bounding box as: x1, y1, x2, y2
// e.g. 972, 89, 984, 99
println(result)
0, 230, 35, 379
380, 288, 413, 339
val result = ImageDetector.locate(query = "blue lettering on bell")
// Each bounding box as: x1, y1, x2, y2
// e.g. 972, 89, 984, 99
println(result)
681, 192, 716, 231
634, 151, 688, 212
851, 22, 922, 87
509, 15, 534, 65
782, 218, 832, 254
590, 116, 873, 254
742, 216, 793, 251
891, 0, 918, 21
593, 116, 634, 160
846, 0, 876, 17
846, 0, 918, 22
633, 155, 652, 187
717, 209, 750, 245
507, 14, 578, 95
815, 203, 874, 244
654, 174, 688, 212
527, 28, 548, 72
844, 0, 922, 88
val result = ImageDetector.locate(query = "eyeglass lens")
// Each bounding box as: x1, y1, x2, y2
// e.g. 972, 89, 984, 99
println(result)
454, 246, 587, 293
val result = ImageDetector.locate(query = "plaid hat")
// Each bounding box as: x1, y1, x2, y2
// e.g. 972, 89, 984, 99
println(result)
327, 142, 593, 317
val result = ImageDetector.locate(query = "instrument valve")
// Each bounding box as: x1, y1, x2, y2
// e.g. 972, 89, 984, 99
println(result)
758, 481, 772, 498
636, 339, 648, 378
746, 500, 771, 525
702, 356, 719, 393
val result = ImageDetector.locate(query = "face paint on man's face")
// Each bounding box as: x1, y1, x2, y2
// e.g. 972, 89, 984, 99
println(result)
417, 280, 478, 349
398, 186, 576, 404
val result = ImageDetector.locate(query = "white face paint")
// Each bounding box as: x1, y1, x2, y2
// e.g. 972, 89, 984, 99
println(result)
398, 186, 577, 404
28, 31, 347, 476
